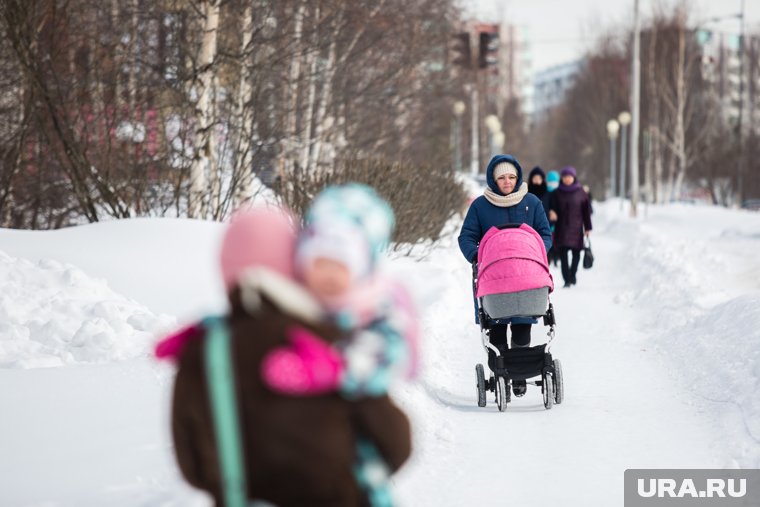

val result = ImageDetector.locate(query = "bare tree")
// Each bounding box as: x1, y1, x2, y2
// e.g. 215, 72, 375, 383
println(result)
645, 8, 722, 202
0, 0, 464, 231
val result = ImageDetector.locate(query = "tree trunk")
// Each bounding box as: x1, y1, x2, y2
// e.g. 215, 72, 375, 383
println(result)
309, 37, 336, 172
188, 0, 220, 219
111, 0, 123, 109
645, 23, 658, 205
233, 2, 255, 209
207, 74, 221, 217
672, 26, 687, 201
653, 131, 663, 203
300, 44, 318, 172
281, 1, 305, 177
127, 0, 139, 113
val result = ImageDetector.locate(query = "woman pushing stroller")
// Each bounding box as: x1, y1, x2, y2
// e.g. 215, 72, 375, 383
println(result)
458, 154, 552, 397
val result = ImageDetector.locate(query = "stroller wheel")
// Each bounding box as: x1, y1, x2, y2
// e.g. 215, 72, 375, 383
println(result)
495, 376, 507, 412
553, 359, 564, 405
475, 364, 487, 407
542, 371, 555, 410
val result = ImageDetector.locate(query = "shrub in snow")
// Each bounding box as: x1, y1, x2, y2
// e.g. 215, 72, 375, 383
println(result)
278, 156, 468, 247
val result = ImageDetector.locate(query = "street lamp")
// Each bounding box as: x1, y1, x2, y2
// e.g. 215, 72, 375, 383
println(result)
606, 119, 620, 199
739, 0, 746, 205
618, 111, 632, 207
452, 101, 466, 172
630, 0, 641, 217
484, 114, 501, 133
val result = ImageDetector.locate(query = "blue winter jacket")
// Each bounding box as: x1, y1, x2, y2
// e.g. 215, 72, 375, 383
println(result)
458, 155, 552, 264
459, 155, 553, 325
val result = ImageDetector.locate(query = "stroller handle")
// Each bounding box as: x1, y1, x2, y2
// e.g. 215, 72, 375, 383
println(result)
495, 223, 522, 230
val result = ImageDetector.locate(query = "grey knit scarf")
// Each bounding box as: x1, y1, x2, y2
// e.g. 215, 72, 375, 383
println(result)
484, 182, 529, 207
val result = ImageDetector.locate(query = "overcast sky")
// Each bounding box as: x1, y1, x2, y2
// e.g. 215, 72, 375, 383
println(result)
464, 0, 760, 73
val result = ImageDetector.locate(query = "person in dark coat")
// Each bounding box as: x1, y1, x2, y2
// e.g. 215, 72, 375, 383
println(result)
549, 166, 592, 288
528, 166, 548, 211
458, 154, 552, 396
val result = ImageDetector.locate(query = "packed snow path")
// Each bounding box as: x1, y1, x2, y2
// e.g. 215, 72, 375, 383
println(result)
393, 205, 724, 505
0, 201, 758, 506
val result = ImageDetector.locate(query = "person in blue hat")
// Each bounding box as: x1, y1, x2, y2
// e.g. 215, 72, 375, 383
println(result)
546, 170, 560, 192
545, 170, 560, 266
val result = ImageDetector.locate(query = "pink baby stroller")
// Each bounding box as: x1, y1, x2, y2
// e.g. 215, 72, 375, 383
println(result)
473, 223, 563, 412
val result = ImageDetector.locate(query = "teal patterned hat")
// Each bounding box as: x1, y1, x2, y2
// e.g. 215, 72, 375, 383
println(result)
300, 184, 395, 274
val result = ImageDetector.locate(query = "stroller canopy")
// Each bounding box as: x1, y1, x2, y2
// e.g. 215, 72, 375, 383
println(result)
476, 224, 554, 298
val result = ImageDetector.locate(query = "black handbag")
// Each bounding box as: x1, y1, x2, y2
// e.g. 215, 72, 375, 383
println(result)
583, 238, 594, 269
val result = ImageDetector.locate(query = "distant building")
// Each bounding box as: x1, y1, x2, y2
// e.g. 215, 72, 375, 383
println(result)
532, 60, 583, 123
697, 29, 760, 134
698, 30, 743, 126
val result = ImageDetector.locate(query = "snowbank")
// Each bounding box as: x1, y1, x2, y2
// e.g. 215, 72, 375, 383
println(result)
599, 200, 760, 467
0, 250, 175, 369
0, 218, 228, 319
666, 294, 760, 466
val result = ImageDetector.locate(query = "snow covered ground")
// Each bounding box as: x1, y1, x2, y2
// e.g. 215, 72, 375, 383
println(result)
0, 200, 758, 506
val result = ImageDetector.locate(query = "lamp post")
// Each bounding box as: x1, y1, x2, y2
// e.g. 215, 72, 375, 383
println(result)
452, 101, 466, 172
738, 0, 746, 206
618, 111, 632, 208
606, 119, 620, 199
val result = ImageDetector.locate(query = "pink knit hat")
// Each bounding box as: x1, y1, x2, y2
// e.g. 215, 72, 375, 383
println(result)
219, 206, 297, 290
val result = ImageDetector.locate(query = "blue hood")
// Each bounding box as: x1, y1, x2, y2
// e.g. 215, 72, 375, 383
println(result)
485, 154, 524, 196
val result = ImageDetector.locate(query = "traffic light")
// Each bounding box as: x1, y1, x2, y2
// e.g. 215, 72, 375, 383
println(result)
451, 32, 471, 68
479, 31, 499, 69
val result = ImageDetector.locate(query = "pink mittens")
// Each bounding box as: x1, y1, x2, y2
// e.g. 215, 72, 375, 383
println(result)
262, 326, 343, 395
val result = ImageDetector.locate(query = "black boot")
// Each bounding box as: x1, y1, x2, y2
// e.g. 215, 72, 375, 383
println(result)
512, 379, 527, 397
510, 324, 531, 348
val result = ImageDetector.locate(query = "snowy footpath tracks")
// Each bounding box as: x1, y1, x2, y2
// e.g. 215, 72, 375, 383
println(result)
392, 203, 734, 506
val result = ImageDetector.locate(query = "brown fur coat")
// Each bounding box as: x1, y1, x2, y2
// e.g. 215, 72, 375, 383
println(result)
170, 273, 411, 506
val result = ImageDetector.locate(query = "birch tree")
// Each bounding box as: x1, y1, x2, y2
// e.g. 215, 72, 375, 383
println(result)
231, 1, 256, 208
648, 10, 716, 201
188, 0, 220, 218
280, 0, 305, 178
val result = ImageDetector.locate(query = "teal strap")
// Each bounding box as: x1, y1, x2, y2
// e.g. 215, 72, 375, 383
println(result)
203, 316, 248, 507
